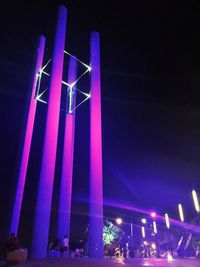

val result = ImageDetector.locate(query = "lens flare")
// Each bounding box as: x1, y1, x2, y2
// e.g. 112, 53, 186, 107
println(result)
150, 212, 156, 218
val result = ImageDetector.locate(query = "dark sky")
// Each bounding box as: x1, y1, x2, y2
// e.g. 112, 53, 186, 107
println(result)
1, 0, 200, 245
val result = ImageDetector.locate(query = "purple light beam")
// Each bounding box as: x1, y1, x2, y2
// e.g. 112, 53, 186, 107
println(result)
31, 6, 67, 258
10, 35, 45, 235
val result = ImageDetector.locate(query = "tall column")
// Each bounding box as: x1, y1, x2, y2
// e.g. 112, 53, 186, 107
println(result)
10, 36, 46, 235
57, 57, 77, 240
89, 31, 104, 258
32, 6, 67, 258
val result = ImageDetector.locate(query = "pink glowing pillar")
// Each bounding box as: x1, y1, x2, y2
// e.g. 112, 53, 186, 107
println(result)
32, 6, 67, 258
10, 36, 45, 235
89, 31, 104, 258
57, 57, 77, 240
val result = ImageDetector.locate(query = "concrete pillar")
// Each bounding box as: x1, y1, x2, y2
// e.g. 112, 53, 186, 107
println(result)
10, 35, 45, 235
57, 56, 77, 240
32, 5, 67, 258
89, 31, 104, 258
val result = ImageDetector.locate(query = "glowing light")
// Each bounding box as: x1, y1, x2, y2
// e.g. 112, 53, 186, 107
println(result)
143, 241, 148, 245
165, 213, 170, 229
62, 80, 70, 86
84, 92, 91, 98
64, 50, 91, 74
167, 253, 173, 262
192, 190, 200, 213
151, 243, 156, 250
150, 212, 156, 218
141, 218, 147, 224
40, 58, 51, 72
116, 218, 122, 225
35, 88, 48, 103
69, 81, 76, 88
67, 84, 75, 114
37, 49, 91, 114
36, 55, 91, 113
69, 91, 91, 113
141, 226, 145, 238
35, 97, 47, 104
178, 203, 184, 222
41, 70, 50, 76
177, 236, 184, 248
153, 221, 157, 234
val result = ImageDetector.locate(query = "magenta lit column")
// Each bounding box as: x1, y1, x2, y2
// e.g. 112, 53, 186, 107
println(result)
10, 36, 45, 235
32, 6, 67, 258
89, 31, 104, 258
57, 57, 77, 240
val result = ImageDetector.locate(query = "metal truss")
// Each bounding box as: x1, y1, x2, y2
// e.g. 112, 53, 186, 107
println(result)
35, 50, 92, 114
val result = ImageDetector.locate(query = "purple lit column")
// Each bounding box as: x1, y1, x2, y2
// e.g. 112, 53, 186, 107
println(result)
89, 32, 104, 258
57, 57, 77, 240
10, 36, 45, 235
32, 6, 67, 258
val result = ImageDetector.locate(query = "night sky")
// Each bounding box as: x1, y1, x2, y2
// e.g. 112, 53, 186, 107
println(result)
1, 0, 200, 246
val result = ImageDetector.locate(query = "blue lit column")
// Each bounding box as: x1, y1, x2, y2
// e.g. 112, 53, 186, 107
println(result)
57, 57, 77, 240
89, 31, 104, 258
10, 35, 45, 235
31, 5, 67, 258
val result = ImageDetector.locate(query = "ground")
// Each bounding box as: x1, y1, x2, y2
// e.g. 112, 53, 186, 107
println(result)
0, 257, 200, 267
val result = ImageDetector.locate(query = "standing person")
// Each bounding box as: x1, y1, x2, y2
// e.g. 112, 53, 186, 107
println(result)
61, 235, 69, 255
7, 233, 19, 252
128, 235, 134, 258
83, 224, 89, 257
50, 238, 61, 251
120, 235, 128, 260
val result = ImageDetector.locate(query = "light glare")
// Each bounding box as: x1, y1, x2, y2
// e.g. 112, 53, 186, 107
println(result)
167, 253, 173, 262
116, 218, 122, 225
165, 213, 170, 229
150, 212, 156, 218
192, 190, 200, 213
141, 218, 147, 224
141, 226, 145, 238
178, 203, 184, 222
153, 221, 157, 234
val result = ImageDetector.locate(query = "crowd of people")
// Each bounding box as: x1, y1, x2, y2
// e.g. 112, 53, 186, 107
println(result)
104, 235, 135, 259
3, 230, 197, 260
49, 235, 69, 255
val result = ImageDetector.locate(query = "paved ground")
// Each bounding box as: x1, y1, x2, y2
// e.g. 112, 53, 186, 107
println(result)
0, 257, 200, 267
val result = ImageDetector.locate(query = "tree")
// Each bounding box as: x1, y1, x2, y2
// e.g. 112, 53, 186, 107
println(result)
103, 220, 124, 245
